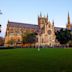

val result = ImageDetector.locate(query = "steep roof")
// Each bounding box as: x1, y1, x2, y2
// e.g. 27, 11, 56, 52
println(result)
7, 21, 64, 32
7, 21, 39, 29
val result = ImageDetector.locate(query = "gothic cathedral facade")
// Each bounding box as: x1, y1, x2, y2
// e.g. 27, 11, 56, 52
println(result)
5, 13, 71, 47
37, 14, 56, 47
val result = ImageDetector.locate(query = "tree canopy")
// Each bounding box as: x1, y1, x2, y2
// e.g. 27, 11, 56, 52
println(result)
55, 28, 72, 45
0, 37, 4, 46
22, 32, 37, 44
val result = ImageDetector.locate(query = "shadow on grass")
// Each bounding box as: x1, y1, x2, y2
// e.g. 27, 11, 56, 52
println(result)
0, 46, 15, 49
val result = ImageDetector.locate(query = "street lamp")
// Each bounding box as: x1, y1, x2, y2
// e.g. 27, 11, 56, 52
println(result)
0, 10, 2, 33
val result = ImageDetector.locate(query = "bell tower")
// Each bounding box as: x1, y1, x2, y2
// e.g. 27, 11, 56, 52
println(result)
37, 13, 55, 47
38, 13, 48, 29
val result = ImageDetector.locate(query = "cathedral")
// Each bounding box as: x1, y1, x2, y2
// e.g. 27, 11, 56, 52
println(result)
4, 13, 72, 47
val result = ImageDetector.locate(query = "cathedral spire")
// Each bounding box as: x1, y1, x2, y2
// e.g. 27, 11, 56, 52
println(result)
68, 12, 70, 24
52, 20, 54, 26
47, 14, 48, 18
47, 14, 48, 20
66, 12, 71, 30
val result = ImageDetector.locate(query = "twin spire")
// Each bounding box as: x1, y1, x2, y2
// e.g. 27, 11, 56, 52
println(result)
39, 12, 48, 18
38, 12, 54, 25
39, 12, 70, 26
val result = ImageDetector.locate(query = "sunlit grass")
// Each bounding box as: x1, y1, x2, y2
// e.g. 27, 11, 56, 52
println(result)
0, 48, 72, 72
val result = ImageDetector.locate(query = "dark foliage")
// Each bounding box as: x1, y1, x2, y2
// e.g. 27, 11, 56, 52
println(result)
22, 32, 37, 44
55, 28, 72, 44
0, 37, 4, 46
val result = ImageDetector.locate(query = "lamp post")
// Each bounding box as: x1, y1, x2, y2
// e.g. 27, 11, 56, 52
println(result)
0, 10, 2, 33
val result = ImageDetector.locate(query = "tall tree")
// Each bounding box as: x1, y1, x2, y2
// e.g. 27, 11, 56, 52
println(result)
7, 39, 16, 46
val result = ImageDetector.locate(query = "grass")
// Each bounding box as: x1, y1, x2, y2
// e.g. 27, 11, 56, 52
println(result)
0, 48, 72, 72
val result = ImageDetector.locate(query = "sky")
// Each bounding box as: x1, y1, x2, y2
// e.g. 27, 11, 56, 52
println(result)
0, 0, 72, 37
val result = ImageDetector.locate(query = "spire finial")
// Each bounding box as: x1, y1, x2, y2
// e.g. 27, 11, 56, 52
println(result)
40, 12, 42, 17
47, 14, 48, 21
47, 14, 48, 18
52, 20, 54, 26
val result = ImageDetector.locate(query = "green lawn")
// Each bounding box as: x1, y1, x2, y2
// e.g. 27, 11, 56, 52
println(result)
0, 48, 72, 72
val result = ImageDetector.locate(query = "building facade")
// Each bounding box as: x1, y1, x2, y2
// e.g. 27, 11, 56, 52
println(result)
4, 21, 38, 47
5, 13, 63, 47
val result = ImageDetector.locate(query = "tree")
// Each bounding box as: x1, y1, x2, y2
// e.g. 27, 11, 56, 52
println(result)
67, 31, 72, 47
55, 28, 71, 45
0, 37, 4, 46
7, 39, 16, 46
22, 32, 37, 46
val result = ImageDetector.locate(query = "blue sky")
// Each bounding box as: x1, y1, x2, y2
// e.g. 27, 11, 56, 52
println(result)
0, 0, 72, 37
